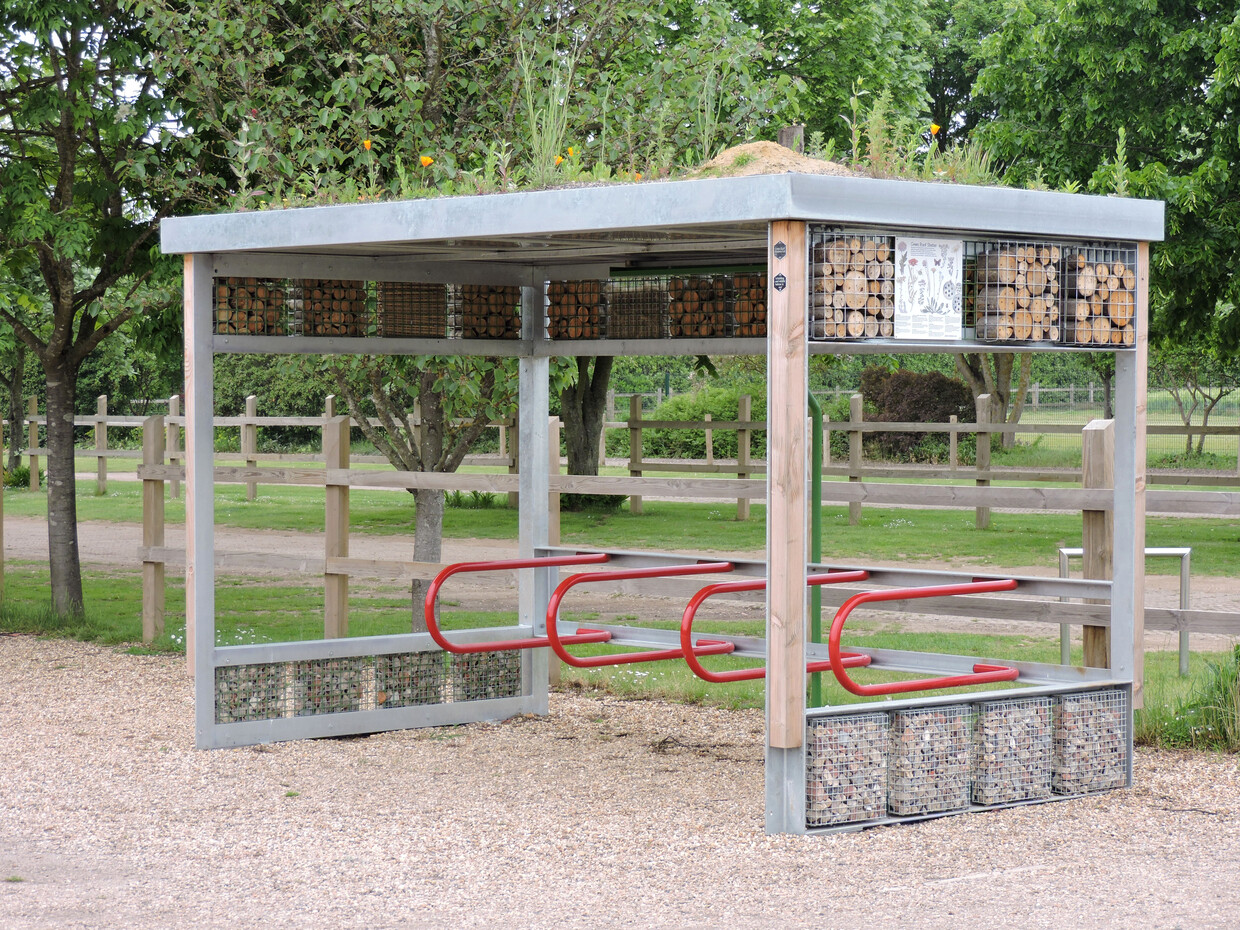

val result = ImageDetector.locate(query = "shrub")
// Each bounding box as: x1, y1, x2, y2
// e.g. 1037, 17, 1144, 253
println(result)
859, 366, 974, 461
639, 384, 767, 460
1171, 645, 1240, 751
3, 465, 40, 489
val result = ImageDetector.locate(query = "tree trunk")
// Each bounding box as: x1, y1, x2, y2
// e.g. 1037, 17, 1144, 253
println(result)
559, 355, 616, 511
409, 487, 445, 633
1004, 353, 1034, 450
44, 355, 85, 614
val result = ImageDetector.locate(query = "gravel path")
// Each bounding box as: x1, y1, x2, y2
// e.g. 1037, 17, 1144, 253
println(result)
2, 635, 1240, 929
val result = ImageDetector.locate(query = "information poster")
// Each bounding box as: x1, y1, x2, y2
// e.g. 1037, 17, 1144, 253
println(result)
894, 237, 964, 340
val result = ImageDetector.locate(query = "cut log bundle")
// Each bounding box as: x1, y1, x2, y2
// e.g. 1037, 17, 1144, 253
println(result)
668, 275, 732, 337
973, 245, 1062, 343
300, 279, 368, 336
459, 284, 521, 339
376, 282, 448, 338
809, 235, 895, 339
214, 277, 286, 335
731, 272, 767, 337
1062, 253, 1137, 346
547, 280, 605, 339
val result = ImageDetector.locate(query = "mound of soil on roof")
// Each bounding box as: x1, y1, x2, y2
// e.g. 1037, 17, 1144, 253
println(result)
690, 140, 861, 178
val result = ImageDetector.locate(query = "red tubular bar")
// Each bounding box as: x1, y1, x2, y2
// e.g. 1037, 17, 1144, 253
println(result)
423, 553, 614, 654
546, 562, 738, 668
828, 578, 1021, 696
679, 571, 874, 683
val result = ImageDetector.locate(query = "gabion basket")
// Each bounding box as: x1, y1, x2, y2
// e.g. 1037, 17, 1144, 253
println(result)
730, 272, 767, 337
213, 277, 289, 335
449, 650, 522, 701
806, 712, 889, 827
456, 284, 522, 339
375, 652, 446, 708
215, 662, 287, 723
1053, 689, 1129, 794
547, 280, 606, 339
292, 657, 366, 716
376, 282, 449, 338
973, 696, 1053, 805
965, 240, 1063, 344
1060, 245, 1139, 347
296, 279, 370, 336
604, 276, 667, 339
667, 274, 733, 338
888, 705, 974, 816
809, 230, 895, 341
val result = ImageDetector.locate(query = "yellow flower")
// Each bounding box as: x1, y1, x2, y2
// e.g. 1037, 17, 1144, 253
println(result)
634, 172, 642, 181
555, 155, 563, 166
420, 155, 434, 167
363, 139, 372, 151
930, 123, 941, 136
567, 146, 574, 157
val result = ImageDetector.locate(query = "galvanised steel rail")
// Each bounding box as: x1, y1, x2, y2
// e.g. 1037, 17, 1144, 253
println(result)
828, 578, 1021, 696
680, 570, 873, 683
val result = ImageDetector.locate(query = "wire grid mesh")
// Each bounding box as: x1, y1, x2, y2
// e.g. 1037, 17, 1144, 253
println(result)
808, 228, 896, 341
1052, 688, 1129, 795
213, 277, 290, 336
667, 274, 733, 338
374, 652, 447, 708
292, 656, 367, 716
888, 704, 974, 816
215, 662, 287, 723
1059, 244, 1139, 347
294, 279, 371, 336
964, 240, 1065, 345
604, 276, 667, 339
376, 282, 449, 338
547, 280, 606, 339
730, 272, 767, 337
455, 284, 522, 339
973, 696, 1053, 805
805, 712, 889, 827
449, 650, 523, 701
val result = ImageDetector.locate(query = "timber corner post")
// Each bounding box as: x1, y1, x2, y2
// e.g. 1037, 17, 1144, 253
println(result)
765, 219, 809, 835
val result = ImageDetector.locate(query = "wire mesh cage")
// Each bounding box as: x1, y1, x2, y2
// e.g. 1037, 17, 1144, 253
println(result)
1059, 245, 1139, 347
376, 282, 449, 338
973, 696, 1053, 805
292, 657, 366, 716
295, 279, 371, 336
730, 272, 767, 337
456, 284, 522, 339
449, 650, 523, 701
805, 712, 890, 828
547, 280, 606, 339
668, 274, 733, 338
215, 662, 287, 723
965, 241, 1064, 344
604, 276, 667, 339
888, 705, 974, 816
374, 652, 447, 708
1053, 688, 1129, 795
213, 277, 289, 335
808, 229, 896, 341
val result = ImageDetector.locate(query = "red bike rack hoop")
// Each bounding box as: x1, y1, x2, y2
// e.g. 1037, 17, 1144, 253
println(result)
680, 571, 874, 683
828, 578, 1021, 696
423, 553, 613, 654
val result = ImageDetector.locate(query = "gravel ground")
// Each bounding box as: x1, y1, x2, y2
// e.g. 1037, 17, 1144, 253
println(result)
2, 635, 1240, 929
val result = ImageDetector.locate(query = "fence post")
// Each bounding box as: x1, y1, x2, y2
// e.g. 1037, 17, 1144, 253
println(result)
507, 410, 520, 510
1082, 419, 1114, 668
548, 415, 561, 546
94, 395, 108, 495
949, 415, 959, 471
628, 394, 643, 515
323, 415, 350, 639
736, 394, 751, 521
704, 413, 714, 466
142, 415, 166, 642
1031, 382, 1040, 408
243, 394, 258, 501
167, 395, 182, 500
848, 393, 863, 525
975, 394, 991, 529
27, 397, 38, 491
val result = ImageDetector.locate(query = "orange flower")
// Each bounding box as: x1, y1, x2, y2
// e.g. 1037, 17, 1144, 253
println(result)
420, 155, 434, 167
363, 139, 372, 151
634, 172, 642, 181
567, 146, 574, 157
555, 155, 564, 166
930, 123, 941, 136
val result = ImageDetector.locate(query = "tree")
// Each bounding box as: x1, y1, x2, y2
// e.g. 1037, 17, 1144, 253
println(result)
954, 351, 1033, 450
975, 0, 1240, 348
924, 0, 1008, 147
1151, 333, 1240, 456
559, 356, 615, 511
0, 1, 198, 613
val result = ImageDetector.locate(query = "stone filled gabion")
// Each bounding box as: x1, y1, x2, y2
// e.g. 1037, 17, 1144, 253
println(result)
375, 652, 445, 708
888, 706, 973, 816
215, 662, 285, 723
973, 697, 1053, 805
805, 713, 889, 827
292, 657, 365, 716
1053, 689, 1128, 795
450, 650, 522, 702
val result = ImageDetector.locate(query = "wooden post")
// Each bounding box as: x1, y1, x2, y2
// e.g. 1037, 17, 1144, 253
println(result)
777, 125, 805, 153
628, 394, 643, 515
27, 397, 38, 491
323, 415, 350, 639
167, 395, 182, 500
822, 413, 830, 466
142, 415, 166, 642
507, 409, 520, 509
1082, 419, 1115, 668
767, 218, 808, 756
848, 393, 863, 525
243, 394, 258, 501
704, 413, 714, 466
548, 416, 561, 546
95, 395, 108, 496
736, 394, 751, 521
975, 394, 991, 529
324, 394, 337, 419
949, 415, 959, 471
